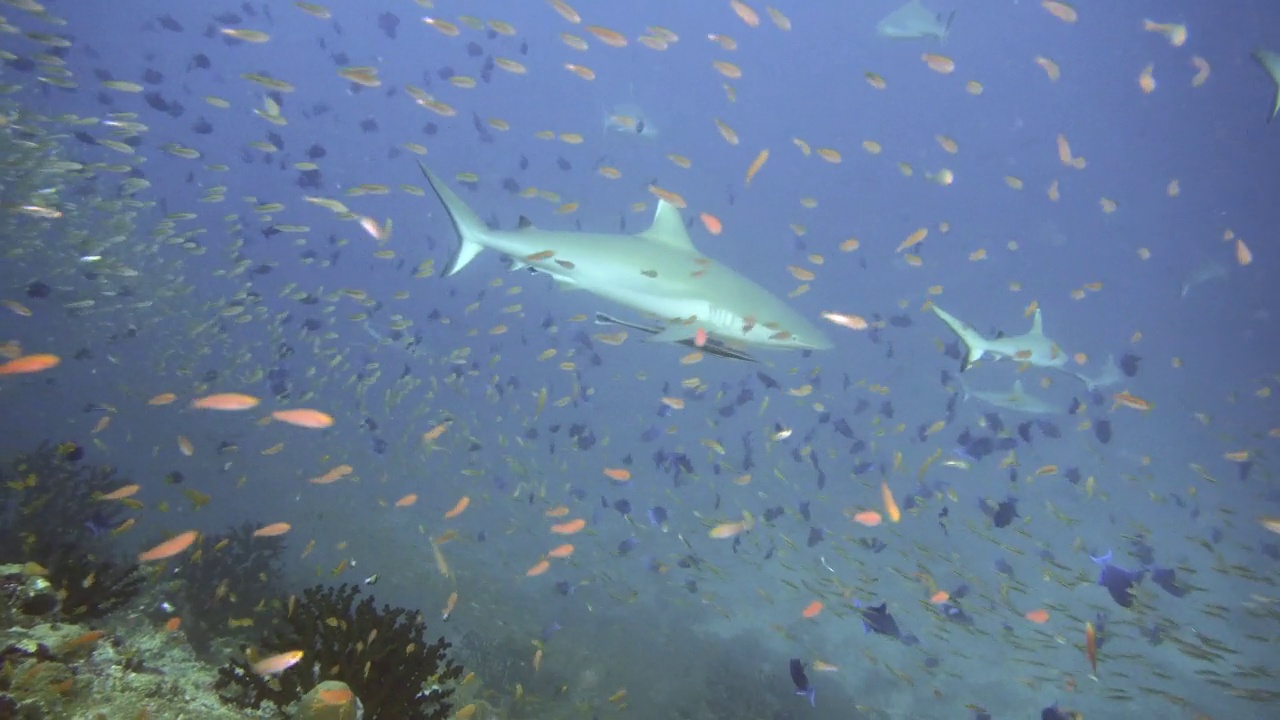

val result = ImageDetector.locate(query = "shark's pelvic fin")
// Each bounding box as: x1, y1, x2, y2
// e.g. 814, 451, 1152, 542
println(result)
1254, 49, 1280, 123
638, 200, 697, 252
418, 161, 489, 276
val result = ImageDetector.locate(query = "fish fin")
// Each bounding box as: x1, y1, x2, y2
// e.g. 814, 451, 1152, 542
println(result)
930, 305, 986, 370
638, 200, 697, 252
1254, 49, 1280, 123
1030, 308, 1044, 336
419, 161, 489, 276
516, 216, 536, 230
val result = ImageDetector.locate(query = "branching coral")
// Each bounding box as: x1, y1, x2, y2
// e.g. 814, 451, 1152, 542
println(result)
214, 583, 463, 720
169, 521, 286, 656
0, 442, 143, 620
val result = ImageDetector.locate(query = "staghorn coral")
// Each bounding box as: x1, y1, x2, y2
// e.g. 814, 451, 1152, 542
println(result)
0, 442, 143, 621
168, 521, 286, 656
214, 583, 463, 720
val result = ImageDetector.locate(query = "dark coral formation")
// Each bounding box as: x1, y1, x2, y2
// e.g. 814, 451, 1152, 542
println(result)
0, 442, 143, 620
169, 521, 286, 656
215, 583, 463, 720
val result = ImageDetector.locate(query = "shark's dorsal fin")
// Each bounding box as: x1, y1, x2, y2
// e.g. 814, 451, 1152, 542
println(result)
516, 216, 536, 230
638, 200, 696, 252
1012, 380, 1025, 395
1030, 309, 1044, 336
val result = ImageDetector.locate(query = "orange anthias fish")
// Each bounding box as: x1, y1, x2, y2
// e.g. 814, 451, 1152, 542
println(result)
880, 482, 901, 523
190, 392, 260, 410
252, 522, 292, 537
0, 353, 60, 375
1085, 621, 1097, 674
138, 530, 199, 562
252, 650, 304, 676
271, 408, 335, 428
1111, 391, 1151, 411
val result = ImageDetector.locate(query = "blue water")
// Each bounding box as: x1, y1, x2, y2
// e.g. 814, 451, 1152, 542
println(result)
0, 1, 1277, 718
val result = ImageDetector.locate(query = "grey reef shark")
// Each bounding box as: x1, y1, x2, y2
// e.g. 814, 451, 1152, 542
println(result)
876, 0, 956, 42
419, 163, 831, 360
929, 304, 1120, 389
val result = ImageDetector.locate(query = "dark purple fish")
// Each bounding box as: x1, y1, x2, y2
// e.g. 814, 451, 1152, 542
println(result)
788, 658, 815, 706
1090, 550, 1144, 608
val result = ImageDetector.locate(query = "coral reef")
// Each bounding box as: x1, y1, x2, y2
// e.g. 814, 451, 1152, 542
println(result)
0, 442, 143, 620
1, 621, 108, 718
214, 582, 463, 720
167, 521, 287, 656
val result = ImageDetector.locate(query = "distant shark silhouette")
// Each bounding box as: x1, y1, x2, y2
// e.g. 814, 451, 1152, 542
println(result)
961, 379, 1061, 415
877, 0, 955, 42
420, 163, 832, 354
1077, 354, 1123, 391
931, 305, 1067, 371
1180, 261, 1227, 298
1253, 48, 1280, 123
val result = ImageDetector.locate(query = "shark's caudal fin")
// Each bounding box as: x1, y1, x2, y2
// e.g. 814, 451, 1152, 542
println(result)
930, 305, 987, 371
1254, 49, 1280, 123
418, 162, 490, 276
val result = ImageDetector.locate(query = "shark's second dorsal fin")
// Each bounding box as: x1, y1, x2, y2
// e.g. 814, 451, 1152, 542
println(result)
639, 200, 696, 252
1030, 309, 1044, 336
516, 216, 536, 230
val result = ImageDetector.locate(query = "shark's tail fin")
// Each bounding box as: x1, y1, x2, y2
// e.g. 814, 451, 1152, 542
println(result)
418, 162, 489, 276
930, 305, 987, 371
1254, 49, 1280, 123
959, 337, 986, 371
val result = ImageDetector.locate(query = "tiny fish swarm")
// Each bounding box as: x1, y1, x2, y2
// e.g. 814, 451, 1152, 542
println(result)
215, 583, 464, 719
0, 442, 143, 619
